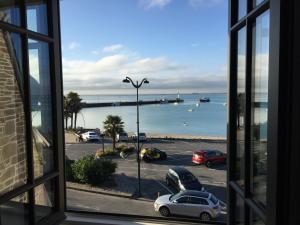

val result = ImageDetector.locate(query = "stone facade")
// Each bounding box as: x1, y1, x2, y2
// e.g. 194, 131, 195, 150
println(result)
0, 30, 27, 195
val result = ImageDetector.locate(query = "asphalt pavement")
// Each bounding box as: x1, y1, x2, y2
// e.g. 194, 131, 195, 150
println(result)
65, 139, 227, 221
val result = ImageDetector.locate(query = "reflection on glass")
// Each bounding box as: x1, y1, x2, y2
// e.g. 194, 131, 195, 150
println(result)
0, 0, 20, 25
251, 10, 269, 206
236, 27, 246, 186
28, 39, 53, 178
251, 210, 265, 225
35, 180, 55, 222
235, 194, 244, 224
26, 0, 48, 35
238, 0, 247, 20
0, 193, 29, 225
0, 29, 27, 195
254, 0, 264, 7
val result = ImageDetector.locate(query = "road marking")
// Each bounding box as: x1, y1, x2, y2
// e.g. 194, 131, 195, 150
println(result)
155, 180, 174, 194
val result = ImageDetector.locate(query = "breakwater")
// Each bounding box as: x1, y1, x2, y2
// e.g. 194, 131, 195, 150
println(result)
81, 98, 184, 108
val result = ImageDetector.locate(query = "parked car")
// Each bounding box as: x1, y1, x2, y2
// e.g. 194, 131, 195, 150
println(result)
132, 132, 147, 141
81, 131, 100, 142
166, 167, 204, 192
139, 147, 167, 162
192, 150, 226, 167
154, 190, 221, 221
116, 132, 129, 142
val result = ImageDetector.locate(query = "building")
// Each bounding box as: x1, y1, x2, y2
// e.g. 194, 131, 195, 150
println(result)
0, 0, 299, 225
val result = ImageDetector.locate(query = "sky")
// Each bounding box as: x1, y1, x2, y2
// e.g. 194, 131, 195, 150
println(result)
60, 0, 228, 95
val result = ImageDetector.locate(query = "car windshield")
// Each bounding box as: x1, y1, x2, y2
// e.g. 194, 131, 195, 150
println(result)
181, 173, 197, 182
140, 133, 146, 136
210, 195, 219, 205
89, 132, 96, 135
169, 192, 182, 201
120, 133, 127, 136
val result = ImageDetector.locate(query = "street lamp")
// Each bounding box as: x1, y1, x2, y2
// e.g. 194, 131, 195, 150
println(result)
123, 76, 149, 197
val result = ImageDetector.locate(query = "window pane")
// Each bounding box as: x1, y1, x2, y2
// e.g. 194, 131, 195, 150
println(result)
238, 0, 247, 20
251, 210, 265, 225
0, 193, 29, 225
253, 0, 265, 7
0, 30, 27, 195
34, 180, 55, 223
251, 10, 269, 207
235, 193, 244, 224
0, 0, 21, 26
26, 0, 48, 35
28, 39, 54, 178
236, 27, 246, 186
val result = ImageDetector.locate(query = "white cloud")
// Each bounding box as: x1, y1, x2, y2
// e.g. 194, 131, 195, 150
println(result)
63, 50, 227, 94
103, 44, 124, 53
68, 41, 80, 50
140, 0, 172, 9
189, 0, 224, 8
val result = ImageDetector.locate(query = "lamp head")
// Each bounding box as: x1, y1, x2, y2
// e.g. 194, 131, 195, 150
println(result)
123, 78, 130, 83
143, 79, 149, 84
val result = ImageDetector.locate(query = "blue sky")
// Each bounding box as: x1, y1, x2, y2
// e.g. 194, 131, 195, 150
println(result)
60, 0, 228, 94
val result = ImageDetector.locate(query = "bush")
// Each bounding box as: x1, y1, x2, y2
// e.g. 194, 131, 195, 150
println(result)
65, 156, 75, 181
95, 148, 117, 158
121, 146, 135, 154
71, 155, 117, 185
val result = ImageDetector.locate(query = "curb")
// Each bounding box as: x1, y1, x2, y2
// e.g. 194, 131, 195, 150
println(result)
66, 186, 153, 203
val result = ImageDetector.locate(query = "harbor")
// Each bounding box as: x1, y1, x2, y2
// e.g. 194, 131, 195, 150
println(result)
80, 98, 184, 108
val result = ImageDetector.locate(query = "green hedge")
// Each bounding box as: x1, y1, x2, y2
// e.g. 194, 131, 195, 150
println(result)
71, 155, 117, 185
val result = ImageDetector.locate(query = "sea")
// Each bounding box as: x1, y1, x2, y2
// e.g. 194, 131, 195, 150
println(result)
76, 93, 228, 137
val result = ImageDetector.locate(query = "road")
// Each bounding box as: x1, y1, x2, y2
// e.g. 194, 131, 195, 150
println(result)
65, 139, 227, 221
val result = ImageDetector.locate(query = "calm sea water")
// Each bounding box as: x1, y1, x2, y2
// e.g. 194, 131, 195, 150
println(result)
76, 93, 228, 137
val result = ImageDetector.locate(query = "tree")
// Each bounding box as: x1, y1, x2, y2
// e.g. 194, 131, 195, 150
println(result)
103, 115, 124, 150
63, 95, 72, 129
67, 92, 82, 129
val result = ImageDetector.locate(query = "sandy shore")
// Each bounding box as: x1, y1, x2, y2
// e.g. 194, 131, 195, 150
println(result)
65, 131, 226, 144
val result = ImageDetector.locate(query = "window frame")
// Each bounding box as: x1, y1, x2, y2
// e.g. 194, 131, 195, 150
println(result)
0, 1, 65, 225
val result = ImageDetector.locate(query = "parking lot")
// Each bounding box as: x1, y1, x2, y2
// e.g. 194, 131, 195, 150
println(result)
66, 138, 227, 221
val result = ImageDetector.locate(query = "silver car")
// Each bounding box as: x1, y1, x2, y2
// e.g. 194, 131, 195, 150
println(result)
154, 190, 221, 221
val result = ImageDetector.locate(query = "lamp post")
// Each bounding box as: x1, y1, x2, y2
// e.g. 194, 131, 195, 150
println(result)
123, 76, 149, 197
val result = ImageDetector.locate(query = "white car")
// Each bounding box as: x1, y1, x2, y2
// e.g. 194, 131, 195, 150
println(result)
132, 132, 147, 142
117, 132, 129, 142
154, 190, 221, 221
81, 131, 100, 142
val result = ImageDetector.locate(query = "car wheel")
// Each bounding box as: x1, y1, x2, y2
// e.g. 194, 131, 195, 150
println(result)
200, 212, 212, 221
205, 161, 212, 168
159, 207, 170, 217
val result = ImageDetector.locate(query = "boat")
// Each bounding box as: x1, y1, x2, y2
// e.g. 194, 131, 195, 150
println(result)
188, 108, 194, 112
160, 98, 168, 104
196, 103, 200, 107
199, 97, 210, 103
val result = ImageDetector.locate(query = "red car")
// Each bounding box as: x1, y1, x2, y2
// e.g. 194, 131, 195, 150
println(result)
192, 150, 227, 167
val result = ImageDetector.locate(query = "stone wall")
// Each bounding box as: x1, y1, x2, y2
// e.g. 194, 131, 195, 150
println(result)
0, 30, 27, 195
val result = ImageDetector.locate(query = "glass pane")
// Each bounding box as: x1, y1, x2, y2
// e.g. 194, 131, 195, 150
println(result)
0, 193, 30, 225
251, 10, 269, 207
26, 0, 48, 35
236, 27, 246, 186
235, 194, 244, 224
0, 0, 21, 26
28, 39, 54, 178
251, 210, 265, 225
253, 0, 264, 7
238, 0, 247, 20
34, 180, 55, 222
0, 30, 27, 195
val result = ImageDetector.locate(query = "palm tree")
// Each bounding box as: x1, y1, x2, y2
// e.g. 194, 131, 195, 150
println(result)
67, 92, 82, 129
103, 115, 124, 150
63, 96, 72, 129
